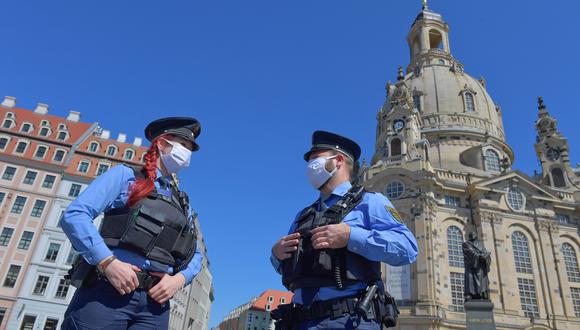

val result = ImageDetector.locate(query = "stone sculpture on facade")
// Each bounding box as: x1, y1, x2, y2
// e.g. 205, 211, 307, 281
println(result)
462, 232, 491, 300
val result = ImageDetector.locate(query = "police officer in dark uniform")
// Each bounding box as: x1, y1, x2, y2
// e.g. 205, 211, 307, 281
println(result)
61, 117, 203, 329
271, 131, 418, 330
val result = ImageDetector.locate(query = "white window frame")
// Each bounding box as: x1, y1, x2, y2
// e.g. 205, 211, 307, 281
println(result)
38, 127, 51, 137
33, 144, 49, 159
20, 122, 34, 133
56, 130, 68, 141
77, 160, 91, 174
13, 139, 29, 155
385, 180, 405, 200
124, 148, 135, 160
95, 162, 111, 176
52, 149, 67, 163
88, 141, 100, 153
0, 135, 11, 151
1, 118, 14, 129
106, 145, 118, 157
506, 188, 526, 212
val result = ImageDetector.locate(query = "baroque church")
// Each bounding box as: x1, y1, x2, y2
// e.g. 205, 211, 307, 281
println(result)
361, 4, 580, 330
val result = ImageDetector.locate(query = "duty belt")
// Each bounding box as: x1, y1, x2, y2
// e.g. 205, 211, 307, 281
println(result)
97, 271, 162, 291
271, 295, 377, 324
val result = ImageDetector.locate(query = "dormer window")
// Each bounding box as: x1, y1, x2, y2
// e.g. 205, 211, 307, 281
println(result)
2, 119, 14, 129
57, 131, 68, 141
88, 142, 100, 153
124, 149, 134, 160
15, 141, 28, 154
40, 120, 50, 127
34, 145, 48, 159
107, 145, 117, 156
0, 136, 9, 150
484, 149, 501, 172
21, 123, 33, 133
57, 123, 67, 130
39, 127, 50, 137
77, 160, 90, 173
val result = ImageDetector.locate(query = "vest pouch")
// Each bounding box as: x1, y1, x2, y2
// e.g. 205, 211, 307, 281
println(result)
120, 212, 163, 255
171, 226, 196, 259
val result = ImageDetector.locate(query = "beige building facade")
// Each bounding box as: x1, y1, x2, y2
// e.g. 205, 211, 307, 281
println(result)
362, 4, 580, 330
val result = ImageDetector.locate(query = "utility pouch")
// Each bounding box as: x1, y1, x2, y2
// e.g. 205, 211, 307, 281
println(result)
119, 207, 163, 254
65, 256, 97, 289
171, 224, 196, 259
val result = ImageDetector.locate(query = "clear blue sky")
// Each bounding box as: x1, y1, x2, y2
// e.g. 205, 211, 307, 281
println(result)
1, 0, 578, 327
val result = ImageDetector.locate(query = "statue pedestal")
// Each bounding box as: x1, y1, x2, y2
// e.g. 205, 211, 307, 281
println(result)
465, 299, 496, 330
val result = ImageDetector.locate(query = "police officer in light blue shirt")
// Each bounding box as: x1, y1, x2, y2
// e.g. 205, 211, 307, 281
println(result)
271, 131, 418, 330
61, 117, 204, 330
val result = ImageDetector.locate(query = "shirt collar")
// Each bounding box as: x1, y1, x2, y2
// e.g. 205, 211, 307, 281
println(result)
155, 168, 172, 185
319, 180, 352, 200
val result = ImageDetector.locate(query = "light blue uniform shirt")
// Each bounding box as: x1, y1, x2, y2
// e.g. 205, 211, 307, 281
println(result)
271, 181, 418, 305
61, 165, 203, 286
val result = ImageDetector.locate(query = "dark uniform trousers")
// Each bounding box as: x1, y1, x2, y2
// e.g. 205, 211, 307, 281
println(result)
61, 279, 170, 330
297, 314, 381, 330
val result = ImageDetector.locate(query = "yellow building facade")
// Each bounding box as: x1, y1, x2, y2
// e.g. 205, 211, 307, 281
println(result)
362, 5, 580, 330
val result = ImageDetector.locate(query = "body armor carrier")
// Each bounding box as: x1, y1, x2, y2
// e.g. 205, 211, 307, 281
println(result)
282, 185, 381, 291
99, 166, 197, 271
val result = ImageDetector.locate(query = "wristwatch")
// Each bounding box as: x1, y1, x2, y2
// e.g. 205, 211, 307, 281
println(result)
97, 255, 117, 273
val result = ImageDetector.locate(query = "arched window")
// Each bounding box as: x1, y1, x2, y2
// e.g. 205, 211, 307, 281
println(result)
413, 95, 422, 111
88, 142, 99, 153
106, 145, 117, 156
506, 188, 525, 211
124, 149, 134, 160
512, 231, 533, 274
551, 168, 566, 187
390, 138, 401, 156
561, 243, 580, 283
429, 29, 443, 49
464, 92, 475, 112
385, 181, 404, 200
447, 226, 464, 268
485, 149, 501, 172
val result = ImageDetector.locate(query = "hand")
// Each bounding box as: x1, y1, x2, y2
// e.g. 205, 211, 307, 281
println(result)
311, 224, 351, 249
103, 259, 141, 295
272, 232, 301, 260
148, 272, 186, 304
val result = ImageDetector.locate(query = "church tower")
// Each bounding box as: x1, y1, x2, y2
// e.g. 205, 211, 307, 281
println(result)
534, 97, 580, 190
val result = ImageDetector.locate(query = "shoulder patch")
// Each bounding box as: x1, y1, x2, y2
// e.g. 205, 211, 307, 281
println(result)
386, 206, 403, 224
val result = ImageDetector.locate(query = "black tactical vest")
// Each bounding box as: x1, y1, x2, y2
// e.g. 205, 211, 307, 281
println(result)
99, 166, 197, 270
282, 185, 381, 291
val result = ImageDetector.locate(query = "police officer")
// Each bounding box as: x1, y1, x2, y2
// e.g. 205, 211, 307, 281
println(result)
61, 117, 203, 329
271, 131, 418, 330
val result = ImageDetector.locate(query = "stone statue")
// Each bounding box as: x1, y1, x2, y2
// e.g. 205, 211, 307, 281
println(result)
462, 232, 491, 300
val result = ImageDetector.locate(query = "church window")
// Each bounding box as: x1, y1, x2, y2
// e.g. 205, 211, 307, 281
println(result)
546, 148, 560, 161
518, 278, 539, 318
413, 95, 421, 111
449, 272, 464, 312
445, 195, 461, 207
551, 168, 565, 187
385, 181, 404, 200
556, 213, 569, 224
506, 188, 525, 211
390, 138, 401, 156
571, 288, 580, 318
484, 149, 501, 172
464, 92, 475, 112
511, 231, 533, 274
447, 226, 464, 268
561, 243, 580, 283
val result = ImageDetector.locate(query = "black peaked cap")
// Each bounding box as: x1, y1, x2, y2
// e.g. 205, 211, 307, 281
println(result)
303, 130, 361, 162
144, 117, 201, 151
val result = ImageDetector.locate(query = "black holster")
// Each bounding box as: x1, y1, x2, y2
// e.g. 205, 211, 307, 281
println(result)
65, 256, 98, 289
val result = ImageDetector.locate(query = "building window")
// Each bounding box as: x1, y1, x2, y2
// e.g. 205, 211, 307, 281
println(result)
450, 272, 465, 312
42, 175, 56, 189
107, 145, 117, 156
53, 149, 66, 162
512, 231, 533, 274
124, 149, 134, 160
551, 168, 566, 187
57, 131, 67, 141
506, 188, 525, 211
68, 184, 82, 197
45, 243, 61, 262
447, 226, 464, 268
0, 137, 8, 150
0, 192, 4, 206
555, 213, 569, 224
34, 145, 48, 159
21, 123, 32, 133
20, 314, 36, 330
2, 119, 13, 129
77, 161, 90, 173
39, 127, 50, 137
561, 243, 580, 283
2, 166, 17, 180
444, 195, 460, 207
385, 181, 404, 200
43, 318, 59, 330
88, 142, 99, 152
3, 264, 21, 287
66, 249, 79, 265
390, 138, 402, 156
55, 278, 70, 299
15, 141, 28, 154
57, 123, 66, 130
464, 92, 475, 112
32, 275, 50, 296
30, 200, 47, 218
413, 94, 421, 111
18, 231, 34, 250
517, 278, 539, 318
11, 196, 27, 214
484, 149, 501, 172
96, 163, 110, 176
23, 171, 37, 185
265, 304, 271, 311
0, 308, 6, 327
280, 297, 286, 304
571, 287, 580, 318
0, 227, 14, 246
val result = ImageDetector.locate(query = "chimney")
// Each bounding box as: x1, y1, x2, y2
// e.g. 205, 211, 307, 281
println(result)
133, 137, 143, 146
1, 96, 16, 108
66, 111, 81, 122
101, 130, 111, 139
117, 133, 127, 143
34, 103, 49, 114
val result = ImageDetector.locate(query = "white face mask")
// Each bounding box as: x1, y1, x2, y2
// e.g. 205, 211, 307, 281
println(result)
159, 139, 192, 174
306, 155, 338, 189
